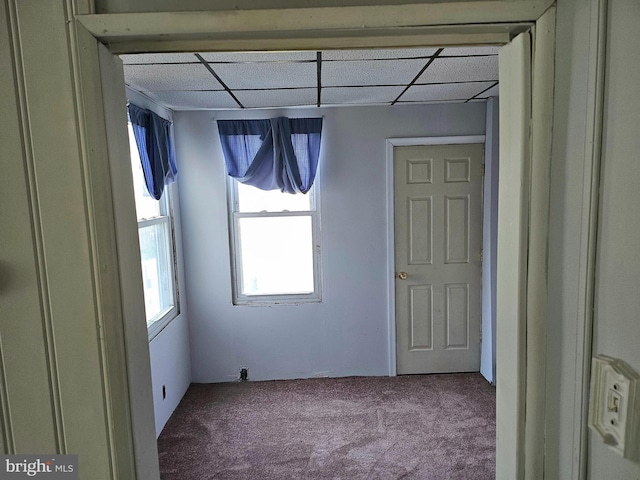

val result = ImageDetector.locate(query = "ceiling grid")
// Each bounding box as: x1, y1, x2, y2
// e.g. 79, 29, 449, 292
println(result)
121, 46, 499, 110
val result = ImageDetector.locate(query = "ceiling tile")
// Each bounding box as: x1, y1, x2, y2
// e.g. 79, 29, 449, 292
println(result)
477, 83, 499, 98
200, 51, 316, 62
399, 82, 495, 103
416, 56, 498, 84
212, 62, 316, 89
323, 58, 426, 87
322, 86, 404, 105
120, 53, 198, 64
440, 46, 500, 56
145, 91, 240, 110
124, 63, 224, 91
234, 89, 317, 109
323, 48, 437, 61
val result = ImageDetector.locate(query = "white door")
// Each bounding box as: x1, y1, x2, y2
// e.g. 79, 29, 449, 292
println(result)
394, 143, 483, 375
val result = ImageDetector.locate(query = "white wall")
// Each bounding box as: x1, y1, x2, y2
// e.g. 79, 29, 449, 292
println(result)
174, 103, 486, 383
589, 1, 640, 477
480, 97, 499, 385
126, 88, 192, 436
148, 315, 191, 436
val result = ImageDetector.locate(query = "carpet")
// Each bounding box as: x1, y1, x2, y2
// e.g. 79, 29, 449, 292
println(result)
158, 373, 495, 479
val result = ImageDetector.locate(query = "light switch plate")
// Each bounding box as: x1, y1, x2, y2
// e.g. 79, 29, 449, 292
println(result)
588, 354, 640, 461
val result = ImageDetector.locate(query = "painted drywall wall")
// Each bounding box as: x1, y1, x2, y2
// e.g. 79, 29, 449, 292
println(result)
148, 314, 191, 436
480, 97, 499, 385
126, 88, 192, 436
174, 103, 486, 383
588, 1, 640, 476
544, 0, 620, 477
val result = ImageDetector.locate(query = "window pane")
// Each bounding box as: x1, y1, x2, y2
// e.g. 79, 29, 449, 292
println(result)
237, 181, 311, 213
128, 124, 161, 220
238, 216, 314, 296
139, 221, 174, 324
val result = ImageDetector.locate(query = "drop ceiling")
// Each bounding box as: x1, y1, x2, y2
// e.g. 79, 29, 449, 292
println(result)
121, 46, 499, 110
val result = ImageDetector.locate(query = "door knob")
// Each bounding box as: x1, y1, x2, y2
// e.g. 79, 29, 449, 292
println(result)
397, 272, 408, 280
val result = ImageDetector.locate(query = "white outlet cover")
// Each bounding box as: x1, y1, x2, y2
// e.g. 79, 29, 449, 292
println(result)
588, 354, 640, 461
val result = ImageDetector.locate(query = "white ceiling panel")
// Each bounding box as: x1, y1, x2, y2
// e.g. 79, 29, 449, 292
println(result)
121, 48, 499, 110
322, 86, 404, 105
440, 46, 500, 56
124, 63, 224, 91
146, 91, 240, 110
399, 82, 495, 103
323, 48, 437, 61
323, 59, 426, 87
121, 53, 198, 64
477, 83, 499, 98
235, 89, 317, 109
416, 56, 498, 84
212, 62, 316, 90
200, 51, 316, 62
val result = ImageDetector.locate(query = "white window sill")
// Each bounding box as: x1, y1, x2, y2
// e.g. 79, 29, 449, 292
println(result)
147, 305, 179, 341
233, 294, 322, 307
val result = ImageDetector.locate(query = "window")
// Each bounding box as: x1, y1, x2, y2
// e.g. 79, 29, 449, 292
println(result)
228, 179, 322, 304
128, 123, 179, 337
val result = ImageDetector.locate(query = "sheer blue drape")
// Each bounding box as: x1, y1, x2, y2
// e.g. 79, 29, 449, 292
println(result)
128, 103, 178, 200
217, 117, 322, 194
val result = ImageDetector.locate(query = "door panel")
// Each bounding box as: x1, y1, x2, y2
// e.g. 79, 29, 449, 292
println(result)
395, 143, 483, 375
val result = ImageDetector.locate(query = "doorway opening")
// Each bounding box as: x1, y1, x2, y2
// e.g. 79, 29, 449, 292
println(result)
81, 6, 553, 478
119, 43, 502, 478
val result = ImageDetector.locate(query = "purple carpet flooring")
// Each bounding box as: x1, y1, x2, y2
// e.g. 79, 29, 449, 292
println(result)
158, 373, 495, 479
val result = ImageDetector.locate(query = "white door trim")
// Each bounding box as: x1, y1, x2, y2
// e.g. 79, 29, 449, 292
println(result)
570, 1, 607, 478
385, 135, 486, 377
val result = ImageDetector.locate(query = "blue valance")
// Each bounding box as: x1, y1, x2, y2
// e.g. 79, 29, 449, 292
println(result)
128, 103, 178, 200
217, 117, 322, 194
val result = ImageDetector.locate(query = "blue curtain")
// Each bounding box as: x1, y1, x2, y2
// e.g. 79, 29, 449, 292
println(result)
128, 103, 178, 200
217, 117, 322, 194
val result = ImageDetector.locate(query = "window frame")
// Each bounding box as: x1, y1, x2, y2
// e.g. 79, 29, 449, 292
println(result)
128, 121, 180, 340
143, 187, 180, 340
227, 176, 322, 306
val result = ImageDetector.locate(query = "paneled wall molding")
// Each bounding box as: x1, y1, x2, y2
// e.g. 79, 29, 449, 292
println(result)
0, 338, 15, 454
5, 0, 66, 454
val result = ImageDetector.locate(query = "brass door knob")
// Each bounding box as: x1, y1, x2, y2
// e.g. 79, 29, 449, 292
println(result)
397, 272, 408, 280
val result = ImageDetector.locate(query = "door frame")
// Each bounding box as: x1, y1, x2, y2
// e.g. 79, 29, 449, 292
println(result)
385, 135, 486, 377
84, 13, 552, 478
3, 1, 561, 479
